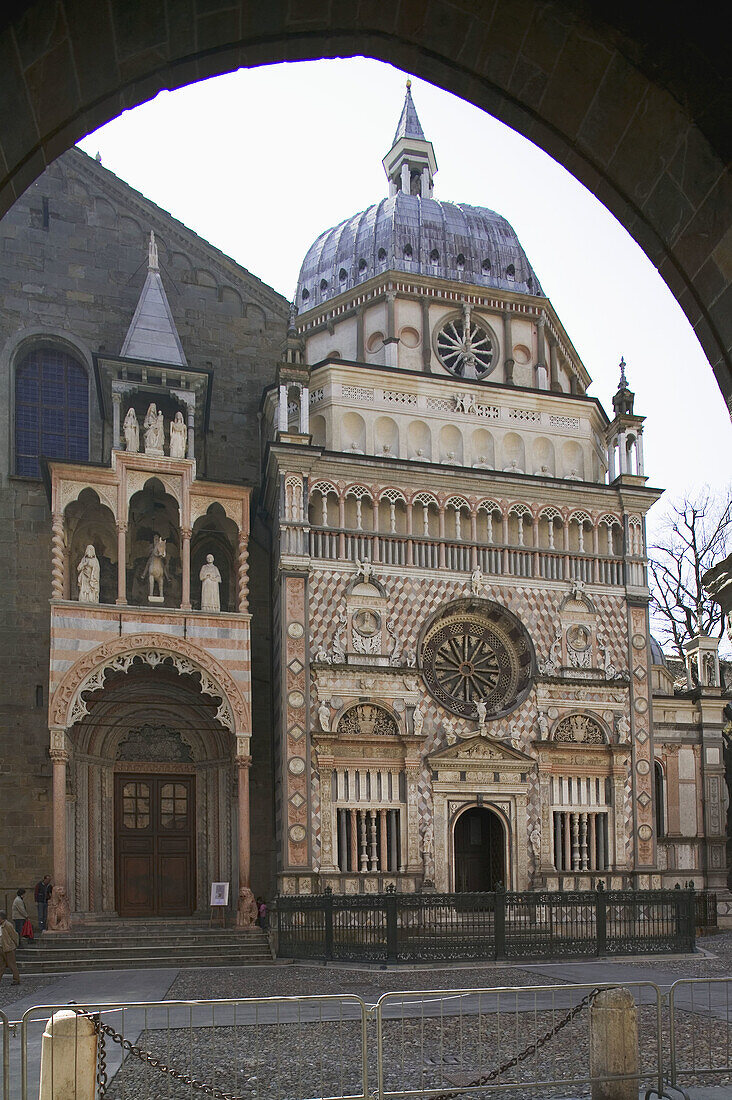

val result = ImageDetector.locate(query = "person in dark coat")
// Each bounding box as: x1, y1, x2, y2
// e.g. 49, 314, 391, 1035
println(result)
34, 876, 52, 932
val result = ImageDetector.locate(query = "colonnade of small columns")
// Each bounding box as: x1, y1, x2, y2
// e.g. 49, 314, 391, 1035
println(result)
301, 480, 638, 557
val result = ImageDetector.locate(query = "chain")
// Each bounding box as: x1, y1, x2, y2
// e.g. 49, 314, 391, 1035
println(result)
92, 1016, 250, 1100
429, 986, 603, 1100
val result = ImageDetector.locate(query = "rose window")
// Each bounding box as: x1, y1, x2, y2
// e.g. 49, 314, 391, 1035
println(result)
436, 314, 495, 379
419, 599, 535, 720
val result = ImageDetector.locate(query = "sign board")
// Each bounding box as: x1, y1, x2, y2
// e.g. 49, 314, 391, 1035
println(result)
210, 882, 230, 906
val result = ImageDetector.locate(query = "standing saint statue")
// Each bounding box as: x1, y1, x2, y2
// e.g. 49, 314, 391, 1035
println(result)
199, 554, 222, 611
169, 410, 187, 459
143, 403, 164, 455
123, 407, 139, 453
318, 699, 331, 732
77, 544, 100, 603
475, 698, 487, 730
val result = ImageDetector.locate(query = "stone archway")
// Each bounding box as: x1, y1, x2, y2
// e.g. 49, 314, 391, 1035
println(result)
1, 3, 729, 406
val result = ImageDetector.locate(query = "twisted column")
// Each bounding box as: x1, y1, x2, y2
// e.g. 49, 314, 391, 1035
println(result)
49, 731, 71, 929
51, 513, 65, 599
238, 532, 249, 612
181, 526, 191, 610
116, 523, 127, 604
236, 753, 257, 927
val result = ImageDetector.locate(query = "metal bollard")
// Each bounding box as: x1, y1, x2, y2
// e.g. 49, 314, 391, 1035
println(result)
589, 987, 639, 1100
38, 1009, 97, 1100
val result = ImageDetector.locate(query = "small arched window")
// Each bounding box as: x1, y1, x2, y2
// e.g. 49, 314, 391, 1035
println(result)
15, 347, 88, 476
481, 258, 491, 273
338, 268, 348, 285
456, 253, 466, 270
654, 761, 665, 838
358, 258, 367, 274
403, 243, 413, 260
301, 287, 310, 301
506, 264, 516, 280
378, 248, 387, 266
429, 248, 439, 264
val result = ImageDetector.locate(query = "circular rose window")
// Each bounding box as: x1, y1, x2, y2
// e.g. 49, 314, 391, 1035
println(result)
419, 599, 535, 720
435, 313, 495, 379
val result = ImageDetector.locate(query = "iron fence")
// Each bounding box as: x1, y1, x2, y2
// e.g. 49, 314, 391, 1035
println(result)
375, 981, 665, 1099
274, 886, 696, 962
668, 977, 732, 1091
695, 890, 718, 931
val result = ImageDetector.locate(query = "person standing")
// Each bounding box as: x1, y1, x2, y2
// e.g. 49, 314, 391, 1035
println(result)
11, 889, 28, 946
35, 876, 52, 932
0, 911, 20, 985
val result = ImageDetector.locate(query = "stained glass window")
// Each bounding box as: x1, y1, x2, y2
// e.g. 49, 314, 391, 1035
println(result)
15, 348, 88, 476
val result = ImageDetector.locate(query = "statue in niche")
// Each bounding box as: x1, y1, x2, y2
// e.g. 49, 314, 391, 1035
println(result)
471, 567, 483, 595
143, 403, 165, 455
473, 455, 491, 469
142, 534, 168, 601
413, 705, 424, 738
475, 698, 487, 731
503, 458, 524, 474
169, 411, 187, 459
123, 407, 139, 452
537, 711, 550, 740
77, 544, 100, 603
616, 713, 631, 743
199, 554, 222, 612
318, 699, 331, 732
421, 818, 435, 882
529, 822, 542, 862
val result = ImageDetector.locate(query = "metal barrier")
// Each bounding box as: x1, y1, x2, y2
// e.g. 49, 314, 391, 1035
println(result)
18, 993, 369, 1100
668, 977, 732, 1092
1, 1010, 9, 1100
375, 981, 665, 1099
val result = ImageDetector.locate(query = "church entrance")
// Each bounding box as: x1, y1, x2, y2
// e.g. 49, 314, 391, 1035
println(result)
115, 773, 195, 917
454, 807, 505, 892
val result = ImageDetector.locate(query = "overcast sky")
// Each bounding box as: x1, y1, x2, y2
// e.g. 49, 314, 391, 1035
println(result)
77, 57, 730, 531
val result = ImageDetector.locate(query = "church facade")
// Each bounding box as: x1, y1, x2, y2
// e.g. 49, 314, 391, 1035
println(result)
0, 87, 729, 928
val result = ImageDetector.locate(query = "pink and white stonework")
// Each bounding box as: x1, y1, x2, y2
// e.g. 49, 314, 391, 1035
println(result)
0, 85, 728, 926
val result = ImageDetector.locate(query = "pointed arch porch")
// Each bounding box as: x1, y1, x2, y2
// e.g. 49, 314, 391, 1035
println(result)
47, 633, 253, 926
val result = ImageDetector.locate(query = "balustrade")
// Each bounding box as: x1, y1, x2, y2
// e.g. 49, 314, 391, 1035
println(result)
301, 523, 641, 588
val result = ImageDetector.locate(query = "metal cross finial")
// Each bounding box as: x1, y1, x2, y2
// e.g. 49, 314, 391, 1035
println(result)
148, 230, 159, 271
618, 356, 628, 388
406, 78, 412, 90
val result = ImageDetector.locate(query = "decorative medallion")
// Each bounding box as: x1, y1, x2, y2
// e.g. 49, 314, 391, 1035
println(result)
419, 598, 535, 720
336, 704, 399, 737
637, 824, 653, 841
353, 609, 381, 637
288, 690, 305, 709
435, 313, 495, 380
632, 634, 647, 650
553, 714, 605, 744
287, 622, 304, 639
289, 824, 307, 843
567, 625, 591, 652
634, 697, 648, 714
635, 759, 650, 775
288, 757, 306, 775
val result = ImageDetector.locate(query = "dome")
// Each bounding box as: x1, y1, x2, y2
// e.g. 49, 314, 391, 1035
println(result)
649, 636, 668, 667
296, 192, 543, 311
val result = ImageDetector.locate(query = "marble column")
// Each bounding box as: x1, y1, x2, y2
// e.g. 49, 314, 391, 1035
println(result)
116, 523, 127, 604
50, 735, 71, 929
278, 384, 288, 433
181, 527, 192, 609
236, 752, 257, 927
238, 531, 249, 612
51, 512, 65, 600
187, 405, 195, 460
112, 391, 121, 450
405, 766, 422, 873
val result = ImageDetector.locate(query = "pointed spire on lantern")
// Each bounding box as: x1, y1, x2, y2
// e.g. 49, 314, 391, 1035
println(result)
382, 79, 437, 199
120, 230, 187, 365
612, 355, 635, 417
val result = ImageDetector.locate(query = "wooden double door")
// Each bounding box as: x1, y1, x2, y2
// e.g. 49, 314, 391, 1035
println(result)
115, 773, 195, 917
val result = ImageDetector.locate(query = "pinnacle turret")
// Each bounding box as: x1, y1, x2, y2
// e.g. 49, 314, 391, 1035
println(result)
382, 80, 437, 199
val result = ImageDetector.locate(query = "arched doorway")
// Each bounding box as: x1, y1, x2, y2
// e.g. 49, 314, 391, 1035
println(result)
454, 807, 505, 892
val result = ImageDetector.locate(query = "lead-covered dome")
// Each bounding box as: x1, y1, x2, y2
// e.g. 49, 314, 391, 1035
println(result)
296, 192, 543, 310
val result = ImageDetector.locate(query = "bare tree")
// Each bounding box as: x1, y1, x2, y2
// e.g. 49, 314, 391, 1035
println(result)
648, 487, 732, 661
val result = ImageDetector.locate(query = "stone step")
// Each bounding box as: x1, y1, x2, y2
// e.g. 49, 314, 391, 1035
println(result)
18, 951, 274, 975
29, 932, 267, 948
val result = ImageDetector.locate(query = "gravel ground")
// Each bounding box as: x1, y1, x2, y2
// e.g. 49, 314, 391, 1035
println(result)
103, 1001, 731, 1100
0, 971, 56, 1009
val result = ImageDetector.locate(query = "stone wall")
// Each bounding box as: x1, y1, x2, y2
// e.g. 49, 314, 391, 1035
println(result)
0, 147, 288, 899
